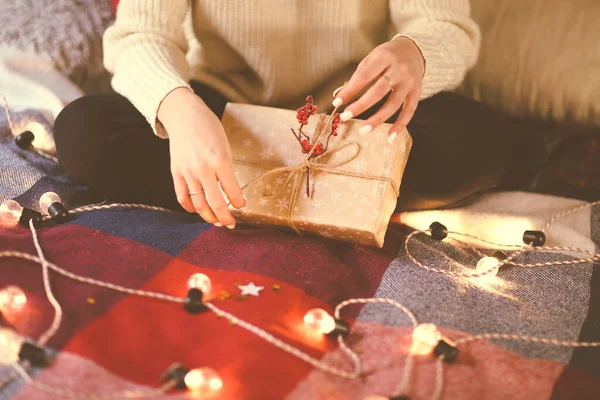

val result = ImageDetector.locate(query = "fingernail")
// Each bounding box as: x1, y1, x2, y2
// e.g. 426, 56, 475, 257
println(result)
388, 131, 397, 143
214, 222, 223, 227
332, 85, 345, 97
340, 110, 353, 122
227, 224, 235, 230
332, 97, 344, 108
359, 125, 372, 135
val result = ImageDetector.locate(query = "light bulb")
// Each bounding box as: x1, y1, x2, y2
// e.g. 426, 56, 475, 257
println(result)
184, 368, 223, 392
411, 323, 441, 355
0, 200, 23, 227
303, 308, 336, 334
0, 286, 27, 313
187, 273, 212, 294
39, 192, 61, 212
476, 257, 500, 276
0, 328, 23, 364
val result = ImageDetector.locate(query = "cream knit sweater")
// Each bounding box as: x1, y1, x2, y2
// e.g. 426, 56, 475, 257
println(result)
103, 0, 480, 138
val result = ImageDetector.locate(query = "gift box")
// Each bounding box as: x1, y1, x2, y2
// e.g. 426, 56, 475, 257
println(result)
222, 102, 412, 247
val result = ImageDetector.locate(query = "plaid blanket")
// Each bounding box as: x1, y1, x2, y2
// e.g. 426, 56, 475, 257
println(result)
1, 110, 600, 399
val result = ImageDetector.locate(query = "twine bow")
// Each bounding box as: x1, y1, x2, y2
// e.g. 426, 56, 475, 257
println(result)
233, 107, 400, 235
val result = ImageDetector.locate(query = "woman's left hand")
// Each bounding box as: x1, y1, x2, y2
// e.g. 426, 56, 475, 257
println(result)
333, 37, 425, 142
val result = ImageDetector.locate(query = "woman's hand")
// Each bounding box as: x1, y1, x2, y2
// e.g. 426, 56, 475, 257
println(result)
333, 37, 425, 142
159, 88, 245, 228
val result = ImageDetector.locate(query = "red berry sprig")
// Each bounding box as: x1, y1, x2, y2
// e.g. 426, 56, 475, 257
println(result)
331, 113, 341, 136
296, 96, 318, 126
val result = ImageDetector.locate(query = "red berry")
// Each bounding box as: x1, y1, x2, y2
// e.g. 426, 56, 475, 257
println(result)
306, 96, 313, 102
304, 104, 311, 110
332, 132, 338, 136
312, 106, 317, 113
332, 123, 338, 129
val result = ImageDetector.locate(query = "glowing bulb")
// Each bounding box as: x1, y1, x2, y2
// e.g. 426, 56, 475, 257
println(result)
184, 368, 223, 392
0, 286, 27, 312
187, 273, 212, 294
303, 308, 336, 334
411, 323, 441, 355
476, 257, 500, 276
39, 192, 61, 212
0, 200, 23, 227
0, 328, 23, 364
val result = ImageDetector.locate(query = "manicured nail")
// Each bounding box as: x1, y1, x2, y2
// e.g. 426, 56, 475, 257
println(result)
332, 85, 345, 97
340, 110, 353, 122
227, 224, 235, 230
388, 131, 397, 143
332, 97, 344, 108
359, 125, 372, 135
214, 222, 223, 227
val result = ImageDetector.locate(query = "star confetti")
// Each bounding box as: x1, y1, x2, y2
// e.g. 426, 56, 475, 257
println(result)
272, 284, 281, 292
238, 282, 265, 296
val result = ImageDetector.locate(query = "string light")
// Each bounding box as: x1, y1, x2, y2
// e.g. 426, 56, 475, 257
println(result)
39, 192, 69, 222
0, 200, 42, 228
428, 221, 448, 241
0, 92, 599, 399
523, 230, 546, 247
411, 323, 442, 355
184, 367, 223, 392
303, 308, 351, 337
304, 308, 336, 334
184, 273, 212, 314
0, 285, 27, 313
0, 327, 23, 364
187, 273, 212, 294
14, 130, 35, 149
475, 251, 507, 277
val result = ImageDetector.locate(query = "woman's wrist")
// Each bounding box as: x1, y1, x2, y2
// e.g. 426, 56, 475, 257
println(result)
158, 87, 208, 130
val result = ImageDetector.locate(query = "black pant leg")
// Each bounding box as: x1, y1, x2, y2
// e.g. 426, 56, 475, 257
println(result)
395, 92, 513, 211
54, 82, 228, 210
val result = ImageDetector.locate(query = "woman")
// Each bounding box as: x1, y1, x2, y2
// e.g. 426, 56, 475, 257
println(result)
54, 0, 513, 229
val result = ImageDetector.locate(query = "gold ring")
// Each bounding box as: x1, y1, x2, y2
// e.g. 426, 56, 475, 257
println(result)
382, 75, 394, 91
189, 189, 205, 196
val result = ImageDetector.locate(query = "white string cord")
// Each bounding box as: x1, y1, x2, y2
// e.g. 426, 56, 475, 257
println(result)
1, 93, 16, 135
431, 358, 445, 400
30, 219, 63, 347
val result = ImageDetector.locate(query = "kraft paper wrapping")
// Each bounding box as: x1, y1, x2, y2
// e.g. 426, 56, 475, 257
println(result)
222, 103, 412, 248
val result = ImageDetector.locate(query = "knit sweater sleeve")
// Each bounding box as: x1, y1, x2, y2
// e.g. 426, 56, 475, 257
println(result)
389, 0, 481, 99
103, 0, 192, 138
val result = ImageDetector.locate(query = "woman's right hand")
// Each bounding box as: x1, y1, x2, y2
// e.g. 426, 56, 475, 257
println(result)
158, 87, 246, 228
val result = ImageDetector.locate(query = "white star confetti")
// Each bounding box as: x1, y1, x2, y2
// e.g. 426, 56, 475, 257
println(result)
312, 200, 323, 211
238, 282, 264, 296
274, 177, 285, 186
243, 139, 253, 148
354, 208, 364, 218
383, 146, 392, 156
331, 192, 341, 203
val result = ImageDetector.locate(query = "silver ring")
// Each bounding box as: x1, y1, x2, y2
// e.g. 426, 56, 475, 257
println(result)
189, 189, 205, 196
382, 75, 394, 91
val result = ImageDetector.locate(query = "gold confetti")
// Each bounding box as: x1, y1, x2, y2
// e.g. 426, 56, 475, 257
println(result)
86, 297, 96, 304
218, 290, 232, 300
228, 320, 237, 326
215, 313, 224, 318
235, 295, 248, 301
272, 284, 281, 292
